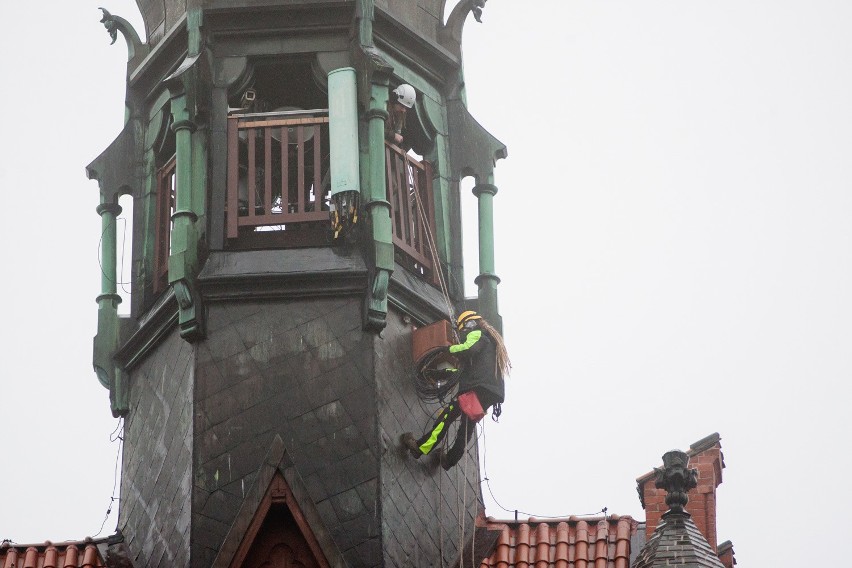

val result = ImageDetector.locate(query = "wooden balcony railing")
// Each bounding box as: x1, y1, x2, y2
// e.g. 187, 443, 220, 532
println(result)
227, 110, 330, 239
385, 142, 436, 283
223, 110, 438, 284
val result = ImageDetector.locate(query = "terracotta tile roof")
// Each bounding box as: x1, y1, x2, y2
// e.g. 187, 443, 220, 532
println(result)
0, 539, 106, 568
477, 514, 639, 568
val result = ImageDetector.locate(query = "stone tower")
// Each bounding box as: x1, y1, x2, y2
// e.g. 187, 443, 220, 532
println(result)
85, 1, 507, 567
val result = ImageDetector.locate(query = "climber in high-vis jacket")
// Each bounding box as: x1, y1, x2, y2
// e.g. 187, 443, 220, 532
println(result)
401, 310, 511, 470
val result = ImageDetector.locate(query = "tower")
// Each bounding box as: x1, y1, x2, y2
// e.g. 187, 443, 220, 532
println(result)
84, 1, 507, 567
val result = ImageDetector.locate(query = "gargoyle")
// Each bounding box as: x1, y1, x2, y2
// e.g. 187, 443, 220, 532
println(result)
441, 0, 489, 53
99, 7, 148, 64
472, 0, 487, 23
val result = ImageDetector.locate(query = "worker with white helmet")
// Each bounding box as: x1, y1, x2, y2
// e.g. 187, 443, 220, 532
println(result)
386, 83, 416, 146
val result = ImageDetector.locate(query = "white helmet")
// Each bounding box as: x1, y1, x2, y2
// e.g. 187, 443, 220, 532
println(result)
393, 84, 416, 108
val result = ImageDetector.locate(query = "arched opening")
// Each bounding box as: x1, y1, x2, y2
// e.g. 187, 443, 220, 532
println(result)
116, 193, 134, 316
459, 174, 478, 297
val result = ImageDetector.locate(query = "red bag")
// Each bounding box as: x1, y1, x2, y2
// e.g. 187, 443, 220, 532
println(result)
458, 391, 486, 422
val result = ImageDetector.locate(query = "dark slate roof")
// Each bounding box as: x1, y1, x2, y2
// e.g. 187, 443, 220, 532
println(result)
631, 510, 725, 568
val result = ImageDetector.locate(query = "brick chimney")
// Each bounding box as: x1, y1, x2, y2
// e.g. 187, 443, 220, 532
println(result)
636, 433, 724, 550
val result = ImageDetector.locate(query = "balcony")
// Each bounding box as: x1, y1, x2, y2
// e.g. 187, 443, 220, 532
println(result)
384, 141, 436, 284
226, 109, 331, 246
224, 109, 437, 282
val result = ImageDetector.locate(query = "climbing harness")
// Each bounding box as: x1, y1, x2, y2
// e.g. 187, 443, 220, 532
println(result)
491, 402, 502, 422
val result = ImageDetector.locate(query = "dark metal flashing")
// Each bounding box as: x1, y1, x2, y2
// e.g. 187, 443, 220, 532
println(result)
210, 33, 350, 60
387, 263, 453, 325
206, 5, 352, 54
203, 0, 351, 10
129, 13, 189, 91
114, 287, 179, 370
197, 248, 368, 301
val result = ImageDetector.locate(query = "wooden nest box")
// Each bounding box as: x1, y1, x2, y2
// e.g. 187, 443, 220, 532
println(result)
411, 319, 455, 367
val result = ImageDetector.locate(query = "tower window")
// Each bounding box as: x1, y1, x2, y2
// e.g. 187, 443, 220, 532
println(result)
154, 155, 176, 294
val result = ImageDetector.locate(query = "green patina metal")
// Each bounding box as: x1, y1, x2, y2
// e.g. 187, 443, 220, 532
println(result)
328, 67, 361, 198
98, 7, 149, 79
166, 85, 204, 339
87, 0, 508, 413
164, 11, 207, 340
473, 178, 501, 330
363, 75, 395, 331
94, 202, 125, 414
356, 0, 396, 331
446, 95, 507, 332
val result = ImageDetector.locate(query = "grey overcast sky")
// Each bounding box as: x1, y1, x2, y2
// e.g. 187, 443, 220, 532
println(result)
1, 2, 850, 566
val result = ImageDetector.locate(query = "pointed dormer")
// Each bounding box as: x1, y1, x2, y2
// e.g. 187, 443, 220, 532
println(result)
211, 435, 344, 568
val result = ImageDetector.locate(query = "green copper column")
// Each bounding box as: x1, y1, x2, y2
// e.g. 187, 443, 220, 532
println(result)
473, 174, 501, 331
94, 201, 127, 416
363, 74, 394, 331
167, 91, 204, 339
163, 17, 205, 340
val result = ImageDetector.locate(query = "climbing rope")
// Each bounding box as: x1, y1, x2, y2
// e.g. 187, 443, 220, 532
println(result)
439, 449, 446, 568
413, 351, 460, 403
409, 166, 482, 564
408, 170, 467, 403
409, 166, 456, 323
458, 419, 468, 568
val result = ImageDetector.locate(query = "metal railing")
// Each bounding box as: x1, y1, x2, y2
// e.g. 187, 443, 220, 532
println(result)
227, 109, 330, 239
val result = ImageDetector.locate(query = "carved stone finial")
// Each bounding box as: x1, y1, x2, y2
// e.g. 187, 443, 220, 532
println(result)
653, 450, 698, 514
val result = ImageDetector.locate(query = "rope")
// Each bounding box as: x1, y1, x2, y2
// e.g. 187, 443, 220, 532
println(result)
409, 165, 465, 402
413, 351, 460, 403
439, 455, 445, 568
459, 419, 468, 568
471, 448, 477, 568
409, 164, 455, 322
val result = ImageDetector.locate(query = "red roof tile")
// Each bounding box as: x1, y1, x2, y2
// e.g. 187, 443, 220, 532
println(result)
0, 539, 106, 568
478, 514, 639, 568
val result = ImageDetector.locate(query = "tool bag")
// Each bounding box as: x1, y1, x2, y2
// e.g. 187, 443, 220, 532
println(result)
458, 390, 486, 422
